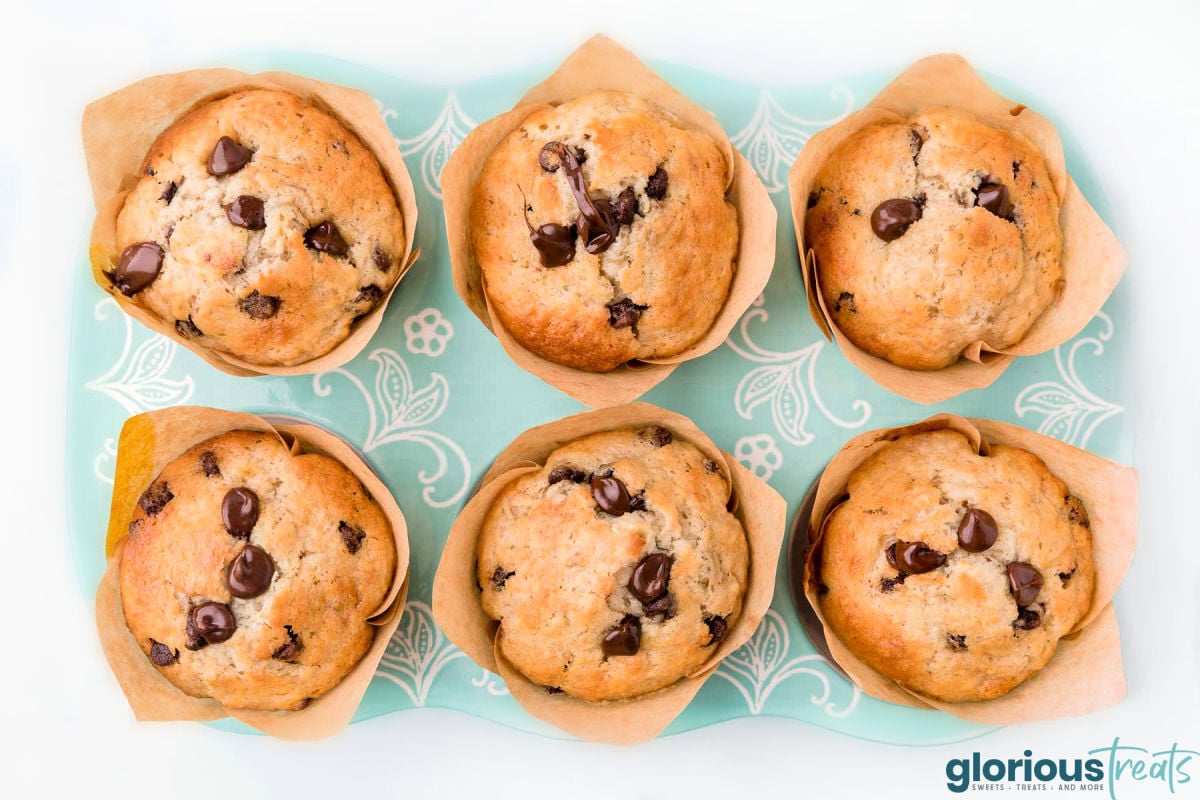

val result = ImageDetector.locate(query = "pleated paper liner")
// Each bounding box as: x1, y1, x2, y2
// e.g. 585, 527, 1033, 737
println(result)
94, 406, 410, 739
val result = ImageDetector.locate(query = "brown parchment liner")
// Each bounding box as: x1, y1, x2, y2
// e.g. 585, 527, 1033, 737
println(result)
788, 54, 1127, 404
82, 69, 421, 377
94, 407, 410, 739
432, 402, 787, 743
442, 35, 777, 407
801, 414, 1138, 724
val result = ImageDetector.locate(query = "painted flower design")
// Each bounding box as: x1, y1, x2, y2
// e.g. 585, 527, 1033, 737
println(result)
375, 602, 465, 706
734, 434, 783, 481
313, 348, 471, 508
730, 88, 854, 193
404, 308, 455, 357
714, 609, 859, 717
86, 298, 194, 415
395, 92, 476, 199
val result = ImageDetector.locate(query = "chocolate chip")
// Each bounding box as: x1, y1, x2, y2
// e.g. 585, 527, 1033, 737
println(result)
127, 518, 142, 537
537, 142, 586, 172
703, 459, 722, 475
373, 246, 392, 270
175, 316, 203, 339
138, 481, 173, 516
910, 128, 924, 159
144, 166, 157, 177
490, 566, 516, 591
208, 136, 253, 176
579, 197, 619, 254
614, 187, 639, 225
643, 592, 675, 620
638, 426, 673, 447
239, 290, 281, 320
592, 475, 632, 515
601, 615, 641, 656
109, 242, 164, 296
833, 292, 856, 314
221, 487, 259, 539
159, 181, 178, 204
1058, 569, 1076, 587
1013, 606, 1042, 631
200, 451, 220, 478
976, 182, 1013, 220
627, 491, 647, 512
1012, 161, 1022, 179
548, 466, 589, 485
1065, 495, 1090, 528
304, 221, 348, 256
880, 573, 907, 592
184, 613, 207, 651
957, 508, 999, 553
296, 698, 312, 710
870, 198, 922, 242
226, 195, 266, 230
191, 602, 236, 644
946, 634, 968, 651
1007, 562, 1044, 606
528, 221, 578, 267
629, 553, 672, 604
227, 544, 274, 598
338, 521, 366, 554
272, 626, 302, 661
807, 190, 822, 209
607, 298, 647, 329
543, 685, 564, 695
704, 615, 728, 646
645, 167, 668, 200
886, 541, 946, 574
149, 639, 178, 666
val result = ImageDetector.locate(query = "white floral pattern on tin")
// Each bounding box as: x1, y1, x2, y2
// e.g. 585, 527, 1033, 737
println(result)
395, 92, 476, 199
85, 298, 195, 414
93, 437, 118, 485
404, 308, 455, 357
714, 609, 860, 717
727, 305, 871, 446
1015, 312, 1123, 447
375, 602, 466, 706
734, 434, 783, 481
470, 667, 510, 697
731, 88, 855, 193
313, 349, 471, 508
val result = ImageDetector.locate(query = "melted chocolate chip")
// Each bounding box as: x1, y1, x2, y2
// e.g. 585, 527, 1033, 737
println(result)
976, 182, 1013, 220
304, 221, 348, 256
548, 466, 589, 485
833, 292, 857, 314
174, 316, 203, 339
1013, 606, 1042, 631
880, 572, 908, 592
338, 521, 366, 554
221, 487, 259, 539
871, 198, 922, 242
159, 181, 178, 204
491, 566, 516, 591
579, 197, 619, 254
355, 285, 384, 305
643, 592, 675, 620
645, 167, 668, 200
191, 602, 236, 644
591, 474, 632, 515
704, 615, 728, 646
110, 242, 164, 296
886, 541, 946, 574
149, 640, 178, 666
614, 187, 638, 225
200, 451, 220, 478
539, 142, 619, 255
226, 195, 266, 230
946, 634, 968, 652
239, 290, 281, 320
208, 136, 253, 176
957, 508, 999, 553
638, 426, 673, 447
184, 613, 207, 651
601, 615, 641, 656
273, 626, 302, 661
607, 298, 647, 329
227, 544, 274, 598
1007, 562, 1044, 606
373, 246, 393, 270
629, 553, 672, 604
138, 481, 174, 516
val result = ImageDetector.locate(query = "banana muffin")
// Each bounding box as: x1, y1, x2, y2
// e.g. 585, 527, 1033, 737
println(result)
817, 429, 1094, 703
471, 90, 738, 372
805, 105, 1063, 370
120, 429, 396, 711
476, 426, 748, 701
109, 89, 406, 366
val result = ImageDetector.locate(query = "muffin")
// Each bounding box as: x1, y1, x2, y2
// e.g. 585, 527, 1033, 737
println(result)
470, 90, 738, 372
816, 428, 1094, 703
108, 89, 407, 366
476, 426, 749, 701
805, 105, 1063, 370
120, 429, 396, 711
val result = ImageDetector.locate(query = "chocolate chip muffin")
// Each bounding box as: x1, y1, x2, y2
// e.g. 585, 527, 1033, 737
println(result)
471, 90, 738, 372
476, 426, 748, 701
817, 429, 1094, 703
110, 89, 406, 366
805, 106, 1063, 370
120, 430, 396, 711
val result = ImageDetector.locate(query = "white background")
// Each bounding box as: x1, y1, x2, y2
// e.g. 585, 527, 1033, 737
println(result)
3, 1, 1198, 797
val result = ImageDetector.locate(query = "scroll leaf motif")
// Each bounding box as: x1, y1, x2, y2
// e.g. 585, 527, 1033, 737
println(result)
376, 601, 465, 707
